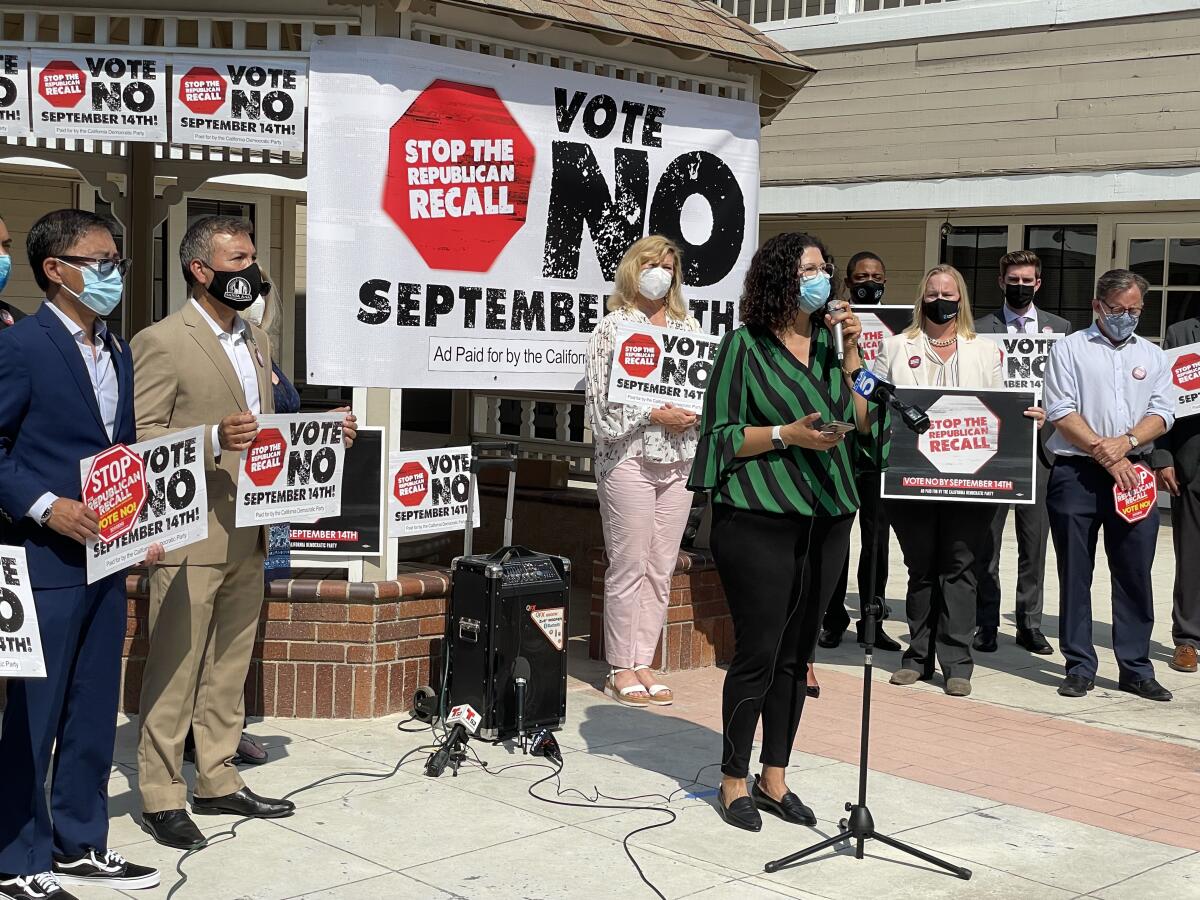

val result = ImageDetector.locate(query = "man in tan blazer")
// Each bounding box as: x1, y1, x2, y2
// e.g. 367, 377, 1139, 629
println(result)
131, 216, 356, 850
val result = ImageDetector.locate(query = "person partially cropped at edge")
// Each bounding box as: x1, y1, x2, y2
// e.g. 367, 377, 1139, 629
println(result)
0, 209, 161, 900
689, 232, 887, 833
586, 235, 699, 708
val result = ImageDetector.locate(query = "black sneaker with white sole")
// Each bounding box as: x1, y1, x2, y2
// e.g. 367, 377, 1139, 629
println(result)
0, 872, 78, 900
52, 849, 160, 890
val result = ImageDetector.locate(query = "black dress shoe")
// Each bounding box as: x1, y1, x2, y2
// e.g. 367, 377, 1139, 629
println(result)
1057, 674, 1095, 698
1119, 677, 1173, 702
752, 776, 817, 826
857, 622, 901, 652
192, 787, 295, 819
142, 809, 208, 850
716, 786, 762, 832
817, 628, 842, 649
1016, 628, 1054, 655
972, 627, 998, 653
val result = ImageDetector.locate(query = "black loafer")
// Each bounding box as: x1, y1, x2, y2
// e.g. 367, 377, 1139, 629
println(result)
816, 628, 841, 649
717, 786, 762, 832
752, 776, 817, 826
1016, 628, 1054, 655
1119, 677, 1173, 702
192, 787, 295, 819
857, 623, 901, 652
1057, 674, 1095, 698
972, 627, 998, 653
142, 809, 208, 850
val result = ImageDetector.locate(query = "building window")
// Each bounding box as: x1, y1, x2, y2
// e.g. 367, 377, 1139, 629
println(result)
939, 225, 1007, 306
1127, 237, 1200, 344
1024, 225, 1099, 333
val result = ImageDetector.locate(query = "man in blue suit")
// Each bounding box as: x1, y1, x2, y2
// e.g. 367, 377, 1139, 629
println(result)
0, 210, 159, 900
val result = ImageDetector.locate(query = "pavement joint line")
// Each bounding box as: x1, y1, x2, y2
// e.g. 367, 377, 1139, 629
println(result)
1084, 848, 1200, 896
278, 871, 400, 900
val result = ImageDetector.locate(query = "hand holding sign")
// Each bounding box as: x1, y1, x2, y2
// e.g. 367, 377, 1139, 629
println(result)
1025, 406, 1046, 429
332, 406, 358, 449
649, 403, 697, 433
219, 412, 259, 452
46, 498, 99, 545
1107, 457, 1141, 492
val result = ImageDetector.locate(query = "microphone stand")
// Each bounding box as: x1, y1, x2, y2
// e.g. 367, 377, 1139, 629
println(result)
764, 385, 970, 880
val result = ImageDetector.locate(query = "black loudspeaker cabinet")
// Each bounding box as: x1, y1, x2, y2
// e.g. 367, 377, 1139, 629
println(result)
448, 546, 570, 741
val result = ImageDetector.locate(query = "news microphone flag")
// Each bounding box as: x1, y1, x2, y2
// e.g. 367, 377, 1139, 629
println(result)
853, 369, 879, 400
447, 704, 481, 734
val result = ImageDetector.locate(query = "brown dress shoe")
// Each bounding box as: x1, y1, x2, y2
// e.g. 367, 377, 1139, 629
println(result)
1170, 644, 1198, 673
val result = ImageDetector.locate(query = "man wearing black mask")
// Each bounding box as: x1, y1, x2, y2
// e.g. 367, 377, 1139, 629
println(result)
972, 250, 1071, 655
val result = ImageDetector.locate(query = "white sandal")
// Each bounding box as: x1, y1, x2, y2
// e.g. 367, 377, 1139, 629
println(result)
632, 665, 674, 706
604, 669, 651, 707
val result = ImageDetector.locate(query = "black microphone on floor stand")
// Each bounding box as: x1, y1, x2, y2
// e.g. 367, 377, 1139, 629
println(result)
513, 656, 530, 753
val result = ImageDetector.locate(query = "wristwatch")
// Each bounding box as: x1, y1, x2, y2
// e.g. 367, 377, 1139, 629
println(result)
771, 424, 787, 451
1126, 433, 1140, 450
39, 500, 55, 527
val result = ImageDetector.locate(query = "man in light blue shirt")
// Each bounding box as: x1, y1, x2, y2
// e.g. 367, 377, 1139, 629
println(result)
1042, 269, 1173, 702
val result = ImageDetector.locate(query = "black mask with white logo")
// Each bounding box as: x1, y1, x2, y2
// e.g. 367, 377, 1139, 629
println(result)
204, 261, 265, 312
923, 298, 960, 324
1004, 282, 1036, 311
850, 282, 885, 304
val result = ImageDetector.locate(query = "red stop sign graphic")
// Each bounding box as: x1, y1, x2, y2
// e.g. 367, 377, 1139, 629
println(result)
619, 333, 661, 378
39, 59, 87, 109
1114, 463, 1158, 524
245, 428, 286, 488
393, 461, 429, 508
179, 66, 227, 115
83, 445, 147, 543
1173, 353, 1200, 391
383, 79, 535, 272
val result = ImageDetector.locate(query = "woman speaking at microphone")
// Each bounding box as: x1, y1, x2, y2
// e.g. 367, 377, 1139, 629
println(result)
690, 232, 886, 832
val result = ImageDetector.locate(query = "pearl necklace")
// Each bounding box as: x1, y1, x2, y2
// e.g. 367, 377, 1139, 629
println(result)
927, 334, 958, 348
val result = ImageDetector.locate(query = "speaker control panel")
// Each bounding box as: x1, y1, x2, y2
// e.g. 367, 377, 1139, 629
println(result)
501, 559, 561, 586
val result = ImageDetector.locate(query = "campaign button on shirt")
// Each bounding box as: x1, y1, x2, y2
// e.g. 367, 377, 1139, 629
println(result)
1042, 325, 1054, 333
908, 355, 921, 369
1133, 366, 1147, 381
0, 310, 12, 326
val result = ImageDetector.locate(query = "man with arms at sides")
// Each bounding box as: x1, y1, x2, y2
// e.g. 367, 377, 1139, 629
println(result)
132, 216, 357, 849
972, 250, 1070, 655
0, 210, 160, 900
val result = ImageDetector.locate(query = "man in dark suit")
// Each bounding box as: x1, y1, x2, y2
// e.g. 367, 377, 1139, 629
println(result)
0, 210, 159, 899
972, 250, 1071, 656
0, 214, 25, 331
1152, 317, 1200, 674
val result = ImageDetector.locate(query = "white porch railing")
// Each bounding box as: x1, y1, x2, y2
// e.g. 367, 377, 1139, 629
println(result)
714, 0, 965, 27
471, 391, 595, 479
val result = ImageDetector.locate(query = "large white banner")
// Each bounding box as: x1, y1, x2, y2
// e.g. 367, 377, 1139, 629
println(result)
32, 50, 168, 141
172, 56, 307, 151
0, 50, 30, 137
306, 37, 760, 390
0, 546, 46, 678
388, 446, 480, 538
236, 413, 347, 526
606, 322, 718, 414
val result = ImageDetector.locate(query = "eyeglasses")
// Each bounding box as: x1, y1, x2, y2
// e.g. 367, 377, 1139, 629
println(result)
57, 256, 131, 278
1098, 300, 1142, 318
799, 263, 835, 280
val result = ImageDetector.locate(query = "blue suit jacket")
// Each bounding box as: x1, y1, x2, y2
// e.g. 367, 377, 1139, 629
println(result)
0, 302, 136, 587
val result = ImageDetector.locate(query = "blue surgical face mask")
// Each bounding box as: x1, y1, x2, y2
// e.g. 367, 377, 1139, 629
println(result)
0, 255, 10, 294
1099, 306, 1138, 342
58, 260, 125, 316
798, 272, 831, 314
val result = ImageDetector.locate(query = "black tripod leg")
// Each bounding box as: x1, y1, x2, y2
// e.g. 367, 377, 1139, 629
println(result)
763, 831, 851, 874
871, 832, 972, 880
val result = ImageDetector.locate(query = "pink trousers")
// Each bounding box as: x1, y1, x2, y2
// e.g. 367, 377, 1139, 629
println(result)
597, 457, 694, 669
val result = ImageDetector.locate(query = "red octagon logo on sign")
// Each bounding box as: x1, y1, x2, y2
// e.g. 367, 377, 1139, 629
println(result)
39, 59, 87, 109
918, 395, 1000, 475
1114, 463, 1157, 524
619, 333, 661, 379
1173, 353, 1200, 392
179, 66, 227, 115
245, 427, 286, 488
383, 79, 535, 272
83, 445, 147, 543
393, 461, 429, 507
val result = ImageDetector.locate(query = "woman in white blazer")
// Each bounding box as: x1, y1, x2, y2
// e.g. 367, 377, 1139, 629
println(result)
873, 264, 1040, 697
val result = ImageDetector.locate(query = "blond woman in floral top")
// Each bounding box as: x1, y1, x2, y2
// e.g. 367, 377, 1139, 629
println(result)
585, 235, 700, 708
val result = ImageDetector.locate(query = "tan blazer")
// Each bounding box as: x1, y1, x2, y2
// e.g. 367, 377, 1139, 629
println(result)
874, 332, 1003, 390
131, 301, 275, 566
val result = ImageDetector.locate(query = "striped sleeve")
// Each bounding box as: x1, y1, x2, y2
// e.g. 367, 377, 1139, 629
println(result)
687, 330, 747, 493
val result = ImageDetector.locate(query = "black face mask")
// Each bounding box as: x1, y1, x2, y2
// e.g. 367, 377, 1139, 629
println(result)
1004, 282, 1036, 310
203, 261, 266, 311
923, 298, 960, 324
850, 282, 885, 304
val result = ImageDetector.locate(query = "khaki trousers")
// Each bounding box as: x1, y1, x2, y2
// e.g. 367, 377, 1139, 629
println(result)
137, 551, 264, 812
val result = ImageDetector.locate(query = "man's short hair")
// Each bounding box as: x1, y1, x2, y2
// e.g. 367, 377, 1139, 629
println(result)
1095, 269, 1149, 304
999, 249, 1042, 279
26, 209, 116, 292
846, 251, 884, 277
179, 215, 254, 286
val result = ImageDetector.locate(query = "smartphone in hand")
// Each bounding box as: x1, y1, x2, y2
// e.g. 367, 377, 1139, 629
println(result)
818, 420, 856, 436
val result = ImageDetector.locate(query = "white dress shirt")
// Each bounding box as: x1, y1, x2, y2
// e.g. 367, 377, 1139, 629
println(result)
1003, 304, 1040, 335
191, 298, 261, 458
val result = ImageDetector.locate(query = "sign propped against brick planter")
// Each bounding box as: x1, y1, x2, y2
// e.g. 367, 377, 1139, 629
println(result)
606, 321, 719, 413
980, 332, 1065, 394
80, 426, 208, 583
1114, 463, 1158, 524
852, 305, 912, 369
32, 50, 168, 141
388, 446, 480, 538
0, 546, 45, 678
0, 50, 31, 137
172, 56, 307, 151
236, 413, 347, 527
882, 387, 1038, 504
1166, 342, 1200, 419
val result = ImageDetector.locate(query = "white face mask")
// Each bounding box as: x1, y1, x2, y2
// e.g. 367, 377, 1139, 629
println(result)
638, 266, 673, 303
243, 296, 267, 327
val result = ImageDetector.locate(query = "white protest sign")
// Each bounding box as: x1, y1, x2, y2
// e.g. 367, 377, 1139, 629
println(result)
80, 426, 209, 584
236, 413, 346, 527
0, 50, 31, 137
982, 333, 1065, 394
852, 305, 912, 369
0, 546, 46, 678
388, 446, 480, 537
605, 322, 718, 414
172, 56, 307, 151
1166, 342, 1200, 419
31, 50, 168, 141
306, 37, 760, 389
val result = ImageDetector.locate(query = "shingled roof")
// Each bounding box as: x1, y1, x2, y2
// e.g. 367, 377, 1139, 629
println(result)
438, 0, 814, 123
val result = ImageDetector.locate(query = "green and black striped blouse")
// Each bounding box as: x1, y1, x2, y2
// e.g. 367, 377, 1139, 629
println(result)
687, 323, 890, 517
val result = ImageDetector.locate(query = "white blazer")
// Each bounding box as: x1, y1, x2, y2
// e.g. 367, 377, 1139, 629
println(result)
874, 331, 1003, 390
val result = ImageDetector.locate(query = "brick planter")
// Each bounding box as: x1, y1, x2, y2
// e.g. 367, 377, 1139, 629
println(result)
589, 548, 733, 672
121, 565, 451, 719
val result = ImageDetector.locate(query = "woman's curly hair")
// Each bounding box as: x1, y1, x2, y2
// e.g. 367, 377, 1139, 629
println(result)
739, 232, 839, 333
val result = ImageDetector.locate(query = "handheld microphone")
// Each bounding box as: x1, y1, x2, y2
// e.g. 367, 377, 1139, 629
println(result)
852, 369, 931, 434
512, 657, 531, 750
826, 299, 845, 363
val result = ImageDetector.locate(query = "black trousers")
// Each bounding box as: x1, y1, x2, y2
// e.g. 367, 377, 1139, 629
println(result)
974, 461, 1050, 632
711, 504, 853, 778
824, 470, 890, 635
1171, 473, 1200, 648
887, 500, 993, 681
